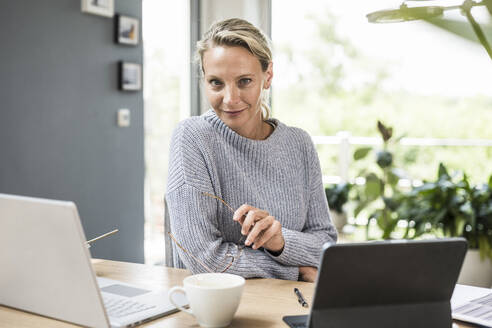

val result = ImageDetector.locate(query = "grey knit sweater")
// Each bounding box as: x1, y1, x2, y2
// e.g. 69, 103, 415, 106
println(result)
165, 109, 337, 280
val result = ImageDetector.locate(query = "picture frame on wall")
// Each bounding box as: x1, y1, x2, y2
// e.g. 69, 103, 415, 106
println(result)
81, 0, 114, 17
115, 15, 140, 46
118, 61, 142, 91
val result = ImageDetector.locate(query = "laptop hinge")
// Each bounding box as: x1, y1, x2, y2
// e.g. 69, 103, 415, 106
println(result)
310, 301, 451, 328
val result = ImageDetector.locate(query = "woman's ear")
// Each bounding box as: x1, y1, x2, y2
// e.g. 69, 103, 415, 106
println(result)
263, 62, 273, 89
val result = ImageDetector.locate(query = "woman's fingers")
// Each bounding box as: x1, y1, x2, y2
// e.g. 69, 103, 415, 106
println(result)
250, 217, 279, 249
241, 208, 269, 235
233, 204, 255, 224
262, 221, 284, 252
233, 204, 284, 252
245, 216, 274, 248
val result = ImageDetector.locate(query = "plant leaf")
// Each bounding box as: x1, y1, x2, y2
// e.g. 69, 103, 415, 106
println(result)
387, 170, 399, 186
382, 218, 399, 239
365, 174, 382, 200
454, 217, 466, 236
354, 199, 370, 218
353, 147, 372, 160
377, 120, 393, 142
438, 163, 450, 180
432, 208, 448, 225
478, 236, 490, 261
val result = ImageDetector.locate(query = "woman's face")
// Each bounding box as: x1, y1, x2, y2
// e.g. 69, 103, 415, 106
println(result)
202, 45, 272, 134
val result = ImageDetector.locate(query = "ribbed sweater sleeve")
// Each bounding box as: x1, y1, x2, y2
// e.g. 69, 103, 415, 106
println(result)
165, 110, 337, 280
266, 132, 338, 267
167, 185, 298, 280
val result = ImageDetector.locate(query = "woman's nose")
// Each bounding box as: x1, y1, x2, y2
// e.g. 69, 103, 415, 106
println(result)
223, 85, 240, 106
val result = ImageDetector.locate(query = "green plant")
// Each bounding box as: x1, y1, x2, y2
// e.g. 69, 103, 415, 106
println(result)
352, 121, 408, 239
325, 183, 351, 213
466, 176, 492, 259
396, 163, 492, 260
395, 163, 471, 238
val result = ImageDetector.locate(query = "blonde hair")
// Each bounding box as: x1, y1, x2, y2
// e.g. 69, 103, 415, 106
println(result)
196, 18, 272, 120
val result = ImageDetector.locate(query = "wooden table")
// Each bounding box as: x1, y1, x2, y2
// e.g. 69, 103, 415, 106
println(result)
0, 259, 477, 327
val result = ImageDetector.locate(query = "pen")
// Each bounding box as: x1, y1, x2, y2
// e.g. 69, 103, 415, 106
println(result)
294, 288, 308, 308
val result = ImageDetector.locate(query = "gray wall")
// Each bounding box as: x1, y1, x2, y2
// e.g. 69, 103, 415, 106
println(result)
0, 0, 144, 262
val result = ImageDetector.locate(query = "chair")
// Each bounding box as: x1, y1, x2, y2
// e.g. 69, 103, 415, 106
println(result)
164, 197, 174, 267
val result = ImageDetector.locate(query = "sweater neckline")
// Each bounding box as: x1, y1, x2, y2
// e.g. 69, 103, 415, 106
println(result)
202, 109, 283, 147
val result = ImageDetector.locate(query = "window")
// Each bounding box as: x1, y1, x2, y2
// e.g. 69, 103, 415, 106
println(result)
143, 0, 189, 264
272, 0, 492, 184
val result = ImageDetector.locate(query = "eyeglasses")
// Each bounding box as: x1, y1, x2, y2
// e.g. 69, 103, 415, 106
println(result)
167, 192, 246, 273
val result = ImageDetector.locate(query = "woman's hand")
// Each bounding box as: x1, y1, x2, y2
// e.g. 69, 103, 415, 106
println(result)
233, 204, 285, 253
299, 266, 318, 282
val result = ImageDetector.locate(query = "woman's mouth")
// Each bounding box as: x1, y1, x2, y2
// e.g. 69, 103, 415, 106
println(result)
222, 108, 246, 116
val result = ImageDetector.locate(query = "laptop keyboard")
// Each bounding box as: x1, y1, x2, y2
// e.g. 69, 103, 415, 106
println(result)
103, 295, 156, 318
453, 292, 492, 322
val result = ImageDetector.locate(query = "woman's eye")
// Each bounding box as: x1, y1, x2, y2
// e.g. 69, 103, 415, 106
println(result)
209, 79, 222, 87
239, 78, 252, 86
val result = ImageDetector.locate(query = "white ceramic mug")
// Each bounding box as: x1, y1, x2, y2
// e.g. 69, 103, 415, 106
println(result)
168, 273, 245, 328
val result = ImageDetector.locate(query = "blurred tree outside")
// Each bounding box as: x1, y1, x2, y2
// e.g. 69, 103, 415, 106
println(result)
272, 0, 492, 185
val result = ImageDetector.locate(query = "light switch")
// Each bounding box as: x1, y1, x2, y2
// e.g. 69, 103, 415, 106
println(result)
117, 109, 130, 127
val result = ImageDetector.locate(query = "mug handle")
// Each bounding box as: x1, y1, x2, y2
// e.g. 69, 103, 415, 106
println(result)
168, 286, 193, 316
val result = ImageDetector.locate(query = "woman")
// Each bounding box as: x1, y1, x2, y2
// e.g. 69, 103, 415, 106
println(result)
166, 18, 337, 282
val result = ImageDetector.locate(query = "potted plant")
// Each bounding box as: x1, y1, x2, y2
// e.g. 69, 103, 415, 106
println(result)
325, 182, 351, 231
352, 121, 408, 239
396, 163, 492, 287
456, 170, 492, 287
395, 164, 471, 239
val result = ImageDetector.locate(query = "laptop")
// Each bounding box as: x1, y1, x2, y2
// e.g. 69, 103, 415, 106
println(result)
0, 193, 186, 328
452, 283, 492, 327
283, 238, 468, 328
